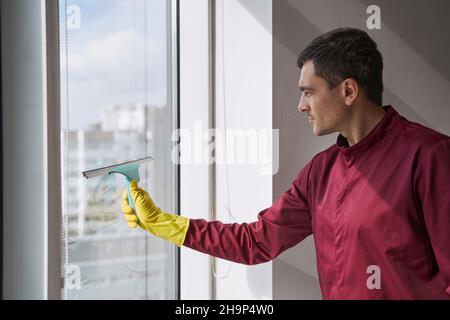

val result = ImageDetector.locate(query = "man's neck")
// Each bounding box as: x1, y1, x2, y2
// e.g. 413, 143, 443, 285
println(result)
341, 103, 386, 146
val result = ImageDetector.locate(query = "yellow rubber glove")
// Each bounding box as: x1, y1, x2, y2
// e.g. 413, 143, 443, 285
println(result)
121, 180, 190, 247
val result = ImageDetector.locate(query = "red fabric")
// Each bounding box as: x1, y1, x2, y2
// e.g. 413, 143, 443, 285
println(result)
183, 106, 450, 299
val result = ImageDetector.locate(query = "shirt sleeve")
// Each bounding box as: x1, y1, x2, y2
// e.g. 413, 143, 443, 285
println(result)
182, 160, 314, 265
414, 138, 450, 296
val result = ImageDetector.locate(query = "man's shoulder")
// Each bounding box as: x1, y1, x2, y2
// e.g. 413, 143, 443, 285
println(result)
396, 115, 449, 152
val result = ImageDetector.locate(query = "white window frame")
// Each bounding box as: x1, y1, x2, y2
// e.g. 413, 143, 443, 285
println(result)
179, 0, 212, 299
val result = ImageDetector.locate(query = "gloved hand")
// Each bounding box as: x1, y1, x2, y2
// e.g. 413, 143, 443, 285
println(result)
121, 180, 190, 247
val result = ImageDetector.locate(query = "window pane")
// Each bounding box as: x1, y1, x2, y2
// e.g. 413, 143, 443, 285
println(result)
59, 0, 177, 299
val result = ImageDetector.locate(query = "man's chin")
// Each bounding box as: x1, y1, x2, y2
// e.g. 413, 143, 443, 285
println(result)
313, 127, 334, 136
313, 127, 324, 136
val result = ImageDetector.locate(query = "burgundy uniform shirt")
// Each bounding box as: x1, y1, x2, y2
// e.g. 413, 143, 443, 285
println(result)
183, 105, 450, 299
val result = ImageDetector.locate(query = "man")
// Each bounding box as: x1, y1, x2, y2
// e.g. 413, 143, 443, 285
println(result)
121, 28, 449, 299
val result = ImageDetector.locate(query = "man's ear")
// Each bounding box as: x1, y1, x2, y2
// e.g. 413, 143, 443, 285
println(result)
341, 78, 358, 106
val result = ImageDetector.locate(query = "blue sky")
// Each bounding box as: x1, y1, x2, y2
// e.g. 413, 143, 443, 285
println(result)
60, 0, 168, 130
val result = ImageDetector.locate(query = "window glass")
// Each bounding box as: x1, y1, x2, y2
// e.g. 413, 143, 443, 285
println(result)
60, 0, 177, 299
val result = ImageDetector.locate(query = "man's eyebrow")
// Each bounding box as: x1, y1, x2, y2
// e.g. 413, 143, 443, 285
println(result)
299, 86, 315, 92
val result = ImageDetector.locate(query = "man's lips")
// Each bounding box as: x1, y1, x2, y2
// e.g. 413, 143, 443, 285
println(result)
308, 116, 314, 122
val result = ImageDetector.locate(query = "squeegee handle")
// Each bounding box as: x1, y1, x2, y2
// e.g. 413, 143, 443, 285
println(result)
126, 177, 140, 225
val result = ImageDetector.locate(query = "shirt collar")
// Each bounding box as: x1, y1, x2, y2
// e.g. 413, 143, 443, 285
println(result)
336, 105, 398, 157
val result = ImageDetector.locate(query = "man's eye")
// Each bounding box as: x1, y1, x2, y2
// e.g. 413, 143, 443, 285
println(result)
304, 92, 311, 97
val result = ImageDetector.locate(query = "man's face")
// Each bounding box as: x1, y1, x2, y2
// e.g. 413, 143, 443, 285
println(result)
298, 60, 350, 136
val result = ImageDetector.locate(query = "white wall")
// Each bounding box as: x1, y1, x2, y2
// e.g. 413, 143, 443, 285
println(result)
179, 0, 273, 300
214, 0, 273, 300
1, 0, 61, 299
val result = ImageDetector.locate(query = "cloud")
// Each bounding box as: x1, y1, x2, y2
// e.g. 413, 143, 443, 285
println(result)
70, 29, 142, 76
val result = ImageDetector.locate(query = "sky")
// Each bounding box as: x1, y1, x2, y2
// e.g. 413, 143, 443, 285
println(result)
59, 0, 169, 130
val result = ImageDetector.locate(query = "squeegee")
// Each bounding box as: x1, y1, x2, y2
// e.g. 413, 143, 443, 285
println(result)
82, 156, 153, 223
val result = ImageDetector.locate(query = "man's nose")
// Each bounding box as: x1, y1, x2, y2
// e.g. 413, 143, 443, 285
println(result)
298, 98, 310, 113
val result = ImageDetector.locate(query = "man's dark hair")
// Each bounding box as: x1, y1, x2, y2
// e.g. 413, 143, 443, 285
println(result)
297, 27, 383, 105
